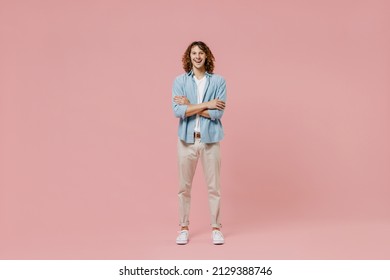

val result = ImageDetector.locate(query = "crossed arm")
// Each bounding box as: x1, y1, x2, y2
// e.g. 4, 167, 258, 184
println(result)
173, 96, 225, 118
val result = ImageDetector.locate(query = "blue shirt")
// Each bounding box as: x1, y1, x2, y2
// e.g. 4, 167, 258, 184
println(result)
172, 70, 227, 143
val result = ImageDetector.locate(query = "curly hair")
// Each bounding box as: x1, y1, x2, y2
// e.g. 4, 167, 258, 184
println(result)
182, 41, 215, 73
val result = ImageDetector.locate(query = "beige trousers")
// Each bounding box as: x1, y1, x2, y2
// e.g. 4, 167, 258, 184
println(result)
177, 138, 221, 228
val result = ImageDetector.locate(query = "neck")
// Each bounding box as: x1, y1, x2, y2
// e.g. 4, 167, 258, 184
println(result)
192, 67, 206, 79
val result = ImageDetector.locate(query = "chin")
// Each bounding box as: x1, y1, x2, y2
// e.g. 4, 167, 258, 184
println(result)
193, 64, 205, 69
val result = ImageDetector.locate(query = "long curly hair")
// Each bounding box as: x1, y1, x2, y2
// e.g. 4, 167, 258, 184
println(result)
182, 41, 215, 73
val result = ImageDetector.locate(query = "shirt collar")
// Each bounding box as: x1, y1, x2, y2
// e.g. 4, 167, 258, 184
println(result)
186, 70, 212, 77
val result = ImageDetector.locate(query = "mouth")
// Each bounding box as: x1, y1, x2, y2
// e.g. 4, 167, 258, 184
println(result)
193, 59, 202, 64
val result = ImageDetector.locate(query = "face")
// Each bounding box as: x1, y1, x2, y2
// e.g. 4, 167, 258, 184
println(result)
190, 45, 207, 71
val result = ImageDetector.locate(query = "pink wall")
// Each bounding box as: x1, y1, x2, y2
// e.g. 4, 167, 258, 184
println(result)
1, 0, 389, 259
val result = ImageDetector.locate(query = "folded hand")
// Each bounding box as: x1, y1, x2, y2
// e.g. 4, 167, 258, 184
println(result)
174, 96, 190, 105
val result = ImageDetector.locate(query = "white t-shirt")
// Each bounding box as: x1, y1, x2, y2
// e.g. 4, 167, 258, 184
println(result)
194, 75, 206, 133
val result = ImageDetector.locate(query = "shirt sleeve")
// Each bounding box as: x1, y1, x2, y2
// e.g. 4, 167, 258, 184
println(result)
172, 76, 188, 119
208, 77, 227, 121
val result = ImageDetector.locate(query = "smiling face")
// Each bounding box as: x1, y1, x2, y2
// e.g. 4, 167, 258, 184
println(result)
190, 45, 207, 71
182, 41, 215, 73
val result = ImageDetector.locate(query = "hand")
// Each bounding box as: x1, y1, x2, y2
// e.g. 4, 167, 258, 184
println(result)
207, 99, 225, 110
174, 96, 190, 105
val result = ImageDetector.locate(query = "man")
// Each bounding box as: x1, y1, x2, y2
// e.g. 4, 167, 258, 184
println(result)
172, 41, 227, 245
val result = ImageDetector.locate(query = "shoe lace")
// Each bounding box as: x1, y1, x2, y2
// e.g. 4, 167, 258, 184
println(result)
213, 230, 223, 239
177, 230, 188, 239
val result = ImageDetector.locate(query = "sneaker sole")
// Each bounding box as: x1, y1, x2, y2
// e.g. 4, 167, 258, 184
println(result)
213, 241, 224, 245
176, 240, 189, 245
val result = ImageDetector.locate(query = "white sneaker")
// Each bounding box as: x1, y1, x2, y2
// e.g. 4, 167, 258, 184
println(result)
212, 230, 224, 245
176, 230, 189, 245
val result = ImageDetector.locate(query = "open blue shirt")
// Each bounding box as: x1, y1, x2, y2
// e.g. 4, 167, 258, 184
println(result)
172, 70, 227, 143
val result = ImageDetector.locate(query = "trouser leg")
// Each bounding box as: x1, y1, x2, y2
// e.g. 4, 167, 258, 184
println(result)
177, 138, 199, 226
200, 141, 222, 228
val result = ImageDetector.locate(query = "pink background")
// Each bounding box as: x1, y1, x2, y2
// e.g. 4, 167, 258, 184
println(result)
1, 0, 390, 259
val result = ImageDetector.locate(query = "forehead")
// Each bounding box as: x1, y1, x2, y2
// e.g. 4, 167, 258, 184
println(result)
191, 45, 205, 53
